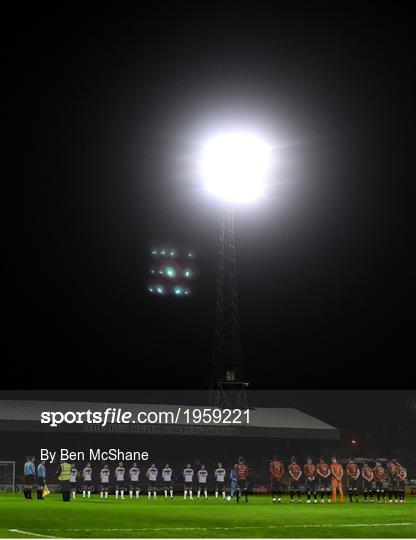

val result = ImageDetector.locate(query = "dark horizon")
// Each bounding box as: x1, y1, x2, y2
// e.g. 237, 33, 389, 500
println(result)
7, 4, 413, 389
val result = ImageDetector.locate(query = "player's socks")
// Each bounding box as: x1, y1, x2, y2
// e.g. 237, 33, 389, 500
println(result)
72, 492, 76, 499
204, 489, 208, 499
105, 492, 108, 499
197, 489, 200, 498
121, 490, 124, 499
164, 489, 168, 498
184, 490, 187, 499
116, 489, 119, 499
88, 491, 91, 498
215, 490, 218, 498
148, 491, 151, 499
153, 491, 156, 498
349, 492, 353, 502
136, 490, 139, 498
170, 489, 173, 498
100, 491, 103, 498
83, 490, 86, 498
340, 491, 344, 502
189, 490, 193, 499
129, 490, 133, 498
223, 491, 226, 498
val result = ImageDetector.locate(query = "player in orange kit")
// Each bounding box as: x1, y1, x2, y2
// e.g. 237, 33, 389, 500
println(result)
235, 456, 249, 502
330, 456, 344, 502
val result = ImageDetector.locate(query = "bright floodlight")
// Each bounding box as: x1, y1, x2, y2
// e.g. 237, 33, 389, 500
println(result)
201, 133, 271, 203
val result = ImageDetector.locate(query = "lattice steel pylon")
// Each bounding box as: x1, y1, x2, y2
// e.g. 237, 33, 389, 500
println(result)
210, 206, 249, 409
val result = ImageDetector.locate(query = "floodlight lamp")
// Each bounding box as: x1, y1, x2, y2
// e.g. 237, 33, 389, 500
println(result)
201, 132, 271, 203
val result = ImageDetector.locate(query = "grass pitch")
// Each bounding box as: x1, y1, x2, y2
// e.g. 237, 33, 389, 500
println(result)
0, 493, 414, 538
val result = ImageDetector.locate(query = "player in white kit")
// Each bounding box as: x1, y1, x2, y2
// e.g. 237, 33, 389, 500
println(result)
162, 464, 174, 499
115, 461, 125, 499
100, 464, 110, 499
197, 465, 208, 499
70, 463, 78, 499
146, 463, 158, 498
129, 463, 140, 499
183, 463, 194, 499
82, 462, 93, 498
215, 462, 226, 498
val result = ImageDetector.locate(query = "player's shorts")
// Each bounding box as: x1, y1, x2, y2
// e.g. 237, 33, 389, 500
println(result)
363, 480, 373, 491
331, 478, 342, 490
83, 480, 92, 488
271, 477, 284, 492
163, 480, 172, 489
38, 477, 45, 487
238, 477, 248, 490
375, 481, 384, 491
116, 482, 125, 490
148, 480, 157, 489
130, 480, 140, 488
25, 474, 34, 484
397, 481, 405, 491
306, 479, 316, 492
319, 477, 331, 490
348, 478, 358, 490
289, 480, 301, 491
215, 481, 225, 491
198, 482, 207, 489
100, 482, 109, 490
184, 481, 193, 490
230, 480, 239, 490
69, 481, 77, 490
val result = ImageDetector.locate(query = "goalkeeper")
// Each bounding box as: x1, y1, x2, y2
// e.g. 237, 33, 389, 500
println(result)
227, 465, 241, 502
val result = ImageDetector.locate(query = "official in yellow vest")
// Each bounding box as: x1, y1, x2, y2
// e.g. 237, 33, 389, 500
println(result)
57, 460, 72, 502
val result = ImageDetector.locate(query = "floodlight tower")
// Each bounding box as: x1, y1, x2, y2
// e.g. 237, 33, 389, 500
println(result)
201, 133, 271, 409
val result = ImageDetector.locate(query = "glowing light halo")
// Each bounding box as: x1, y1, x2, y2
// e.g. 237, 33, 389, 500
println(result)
201, 132, 271, 204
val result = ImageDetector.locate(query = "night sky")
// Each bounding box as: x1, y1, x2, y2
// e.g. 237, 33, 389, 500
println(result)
8, 4, 413, 389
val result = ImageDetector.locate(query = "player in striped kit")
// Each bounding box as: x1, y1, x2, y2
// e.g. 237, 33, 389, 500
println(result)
100, 464, 110, 499
236, 457, 249, 502
317, 457, 331, 503
387, 458, 398, 503
214, 462, 226, 499
197, 465, 208, 499
395, 462, 407, 503
362, 462, 374, 502
269, 456, 285, 503
162, 464, 174, 499
373, 461, 387, 503
129, 463, 140, 499
115, 462, 125, 499
69, 463, 78, 499
346, 458, 360, 503
82, 462, 93, 499
183, 463, 194, 499
146, 463, 158, 499
289, 457, 302, 503
304, 457, 317, 503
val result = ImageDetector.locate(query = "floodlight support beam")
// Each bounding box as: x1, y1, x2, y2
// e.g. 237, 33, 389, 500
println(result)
210, 206, 248, 409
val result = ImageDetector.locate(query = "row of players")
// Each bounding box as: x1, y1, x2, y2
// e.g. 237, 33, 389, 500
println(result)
268, 456, 407, 504
23, 455, 408, 503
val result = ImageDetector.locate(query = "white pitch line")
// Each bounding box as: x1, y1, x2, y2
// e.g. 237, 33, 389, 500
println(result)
44, 522, 414, 532
8, 530, 59, 539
